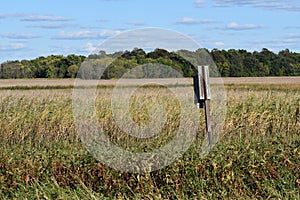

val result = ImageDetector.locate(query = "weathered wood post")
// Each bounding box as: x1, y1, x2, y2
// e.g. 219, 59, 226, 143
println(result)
193, 66, 212, 150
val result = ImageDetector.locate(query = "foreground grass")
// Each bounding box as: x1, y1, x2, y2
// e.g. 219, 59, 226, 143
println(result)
0, 84, 299, 199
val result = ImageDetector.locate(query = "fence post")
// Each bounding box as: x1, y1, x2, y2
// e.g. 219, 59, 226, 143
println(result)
193, 66, 212, 150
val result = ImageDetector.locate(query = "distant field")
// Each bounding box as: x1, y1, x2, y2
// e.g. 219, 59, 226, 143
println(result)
222, 76, 300, 84
1, 76, 300, 88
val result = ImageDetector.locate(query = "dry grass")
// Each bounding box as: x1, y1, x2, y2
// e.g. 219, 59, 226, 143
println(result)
222, 76, 300, 84
0, 78, 299, 199
1, 76, 300, 88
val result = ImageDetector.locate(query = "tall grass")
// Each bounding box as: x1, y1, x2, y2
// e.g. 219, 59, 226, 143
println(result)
0, 84, 299, 199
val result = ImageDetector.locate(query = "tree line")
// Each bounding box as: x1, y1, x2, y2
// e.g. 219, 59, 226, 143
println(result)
1, 48, 299, 79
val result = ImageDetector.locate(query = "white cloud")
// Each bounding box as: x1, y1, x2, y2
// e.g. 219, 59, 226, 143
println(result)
0, 43, 25, 51
82, 42, 98, 53
100, 30, 122, 37
286, 33, 300, 39
212, 0, 300, 12
214, 41, 225, 46
176, 17, 216, 25
194, 0, 205, 7
0, 32, 40, 39
21, 15, 71, 22
226, 22, 263, 30
54, 31, 95, 40
27, 23, 70, 29
0, 13, 72, 22
79, 25, 104, 29
53, 30, 122, 40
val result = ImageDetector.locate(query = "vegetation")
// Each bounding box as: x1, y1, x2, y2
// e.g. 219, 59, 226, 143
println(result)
1, 48, 300, 79
0, 81, 299, 199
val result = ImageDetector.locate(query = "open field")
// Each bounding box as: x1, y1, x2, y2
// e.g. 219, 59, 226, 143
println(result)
0, 77, 299, 199
1, 76, 300, 88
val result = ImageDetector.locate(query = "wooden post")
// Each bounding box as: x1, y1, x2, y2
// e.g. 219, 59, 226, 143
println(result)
193, 66, 212, 150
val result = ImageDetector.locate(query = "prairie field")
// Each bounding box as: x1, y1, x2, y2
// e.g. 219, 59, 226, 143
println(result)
0, 77, 299, 199
1, 76, 300, 88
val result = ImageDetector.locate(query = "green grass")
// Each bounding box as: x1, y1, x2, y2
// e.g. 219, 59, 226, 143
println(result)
0, 84, 299, 199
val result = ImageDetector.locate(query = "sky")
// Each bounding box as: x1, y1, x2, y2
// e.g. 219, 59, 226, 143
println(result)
0, 0, 300, 62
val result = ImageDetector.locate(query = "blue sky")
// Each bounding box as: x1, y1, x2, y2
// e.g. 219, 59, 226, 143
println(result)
0, 0, 300, 62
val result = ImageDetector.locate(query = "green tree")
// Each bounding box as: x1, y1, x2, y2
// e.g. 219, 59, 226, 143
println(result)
67, 65, 79, 78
